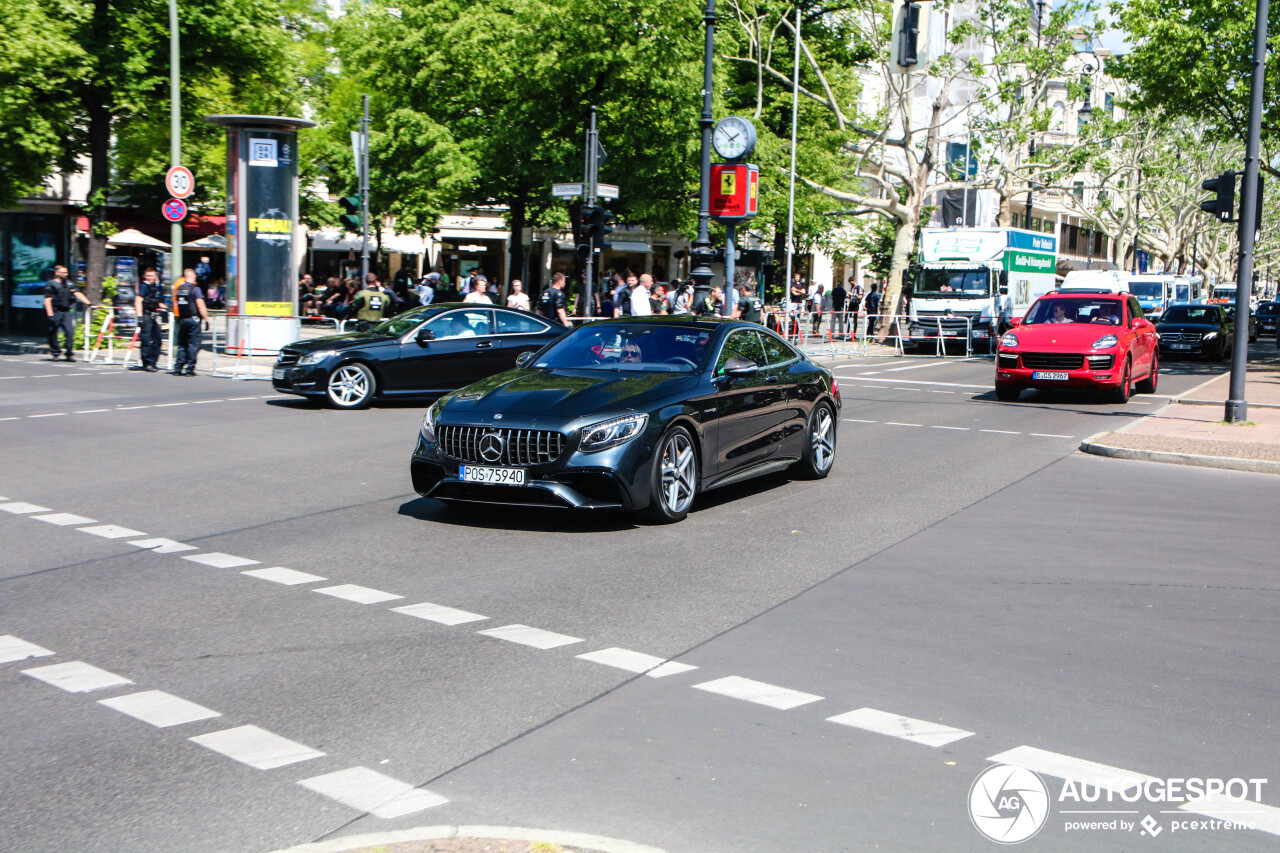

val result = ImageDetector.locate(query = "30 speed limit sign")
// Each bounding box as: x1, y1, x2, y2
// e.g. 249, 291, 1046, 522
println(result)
165, 165, 195, 199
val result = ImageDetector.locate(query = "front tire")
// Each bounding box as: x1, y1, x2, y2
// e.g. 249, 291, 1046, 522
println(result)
644, 426, 698, 524
1135, 351, 1159, 394
1108, 357, 1132, 404
326, 362, 376, 409
995, 385, 1022, 402
793, 402, 836, 479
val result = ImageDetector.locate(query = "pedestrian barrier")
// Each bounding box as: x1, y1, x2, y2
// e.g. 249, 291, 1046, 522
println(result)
85, 306, 155, 368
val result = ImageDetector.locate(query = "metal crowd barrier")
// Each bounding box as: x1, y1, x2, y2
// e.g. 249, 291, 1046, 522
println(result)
85, 305, 176, 370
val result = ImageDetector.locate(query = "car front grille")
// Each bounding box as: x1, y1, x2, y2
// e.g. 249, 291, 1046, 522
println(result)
997, 353, 1020, 368
1020, 353, 1085, 369
1159, 331, 1206, 345
277, 350, 301, 366
438, 425, 565, 466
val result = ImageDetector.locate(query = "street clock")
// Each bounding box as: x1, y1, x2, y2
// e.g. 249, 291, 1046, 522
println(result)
712, 116, 757, 161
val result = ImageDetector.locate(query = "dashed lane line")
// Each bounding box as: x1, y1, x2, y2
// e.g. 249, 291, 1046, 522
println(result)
4, 635, 448, 819
827, 707, 973, 747
839, 418, 1074, 439
392, 601, 489, 626
931, 425, 969, 431
182, 552, 260, 568
0, 395, 282, 421
692, 675, 824, 711
313, 584, 404, 605
242, 567, 328, 586
884, 422, 923, 428
33, 513, 97, 526
478, 624, 584, 650
988, 746, 1158, 794
979, 429, 1021, 435
837, 376, 991, 390
576, 647, 699, 678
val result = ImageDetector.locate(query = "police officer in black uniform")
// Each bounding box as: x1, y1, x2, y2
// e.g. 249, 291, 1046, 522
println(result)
538, 271, 570, 326
43, 265, 92, 361
737, 284, 763, 324
171, 268, 209, 375
133, 267, 168, 372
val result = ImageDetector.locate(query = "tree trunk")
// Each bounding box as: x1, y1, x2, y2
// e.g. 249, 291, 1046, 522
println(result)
880, 214, 918, 333
85, 96, 112, 304
507, 191, 527, 305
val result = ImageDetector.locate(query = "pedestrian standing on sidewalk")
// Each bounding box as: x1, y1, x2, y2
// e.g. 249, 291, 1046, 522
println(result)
133, 267, 169, 372
538, 272, 570, 326
351, 272, 389, 331
43, 265, 92, 362
171, 269, 208, 375
831, 279, 848, 339
864, 284, 882, 336
810, 284, 826, 334
506, 280, 530, 311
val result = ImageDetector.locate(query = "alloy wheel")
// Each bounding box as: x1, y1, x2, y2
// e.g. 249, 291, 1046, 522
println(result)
327, 364, 372, 408
810, 406, 835, 473
659, 432, 696, 515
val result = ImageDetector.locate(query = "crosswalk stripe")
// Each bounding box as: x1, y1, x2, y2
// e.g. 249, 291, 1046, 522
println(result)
99, 690, 221, 728
298, 767, 448, 818
827, 707, 973, 747
692, 675, 823, 710
189, 725, 324, 770
22, 661, 133, 693
0, 635, 55, 664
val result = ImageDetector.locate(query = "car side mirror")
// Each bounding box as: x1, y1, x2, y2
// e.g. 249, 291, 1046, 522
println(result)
1009, 316, 1022, 328
515, 351, 534, 367
415, 327, 435, 345
999, 286, 1009, 296
722, 357, 759, 378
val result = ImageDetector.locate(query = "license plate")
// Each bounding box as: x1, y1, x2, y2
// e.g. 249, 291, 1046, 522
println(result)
1032, 371, 1069, 380
272, 367, 285, 380
943, 329, 962, 337
1171, 344, 1192, 350
460, 465, 526, 485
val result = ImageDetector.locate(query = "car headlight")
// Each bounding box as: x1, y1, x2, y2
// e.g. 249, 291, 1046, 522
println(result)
580, 413, 648, 453
1090, 334, 1118, 349
999, 332, 1019, 348
1202, 331, 1218, 341
298, 349, 337, 366
421, 401, 440, 442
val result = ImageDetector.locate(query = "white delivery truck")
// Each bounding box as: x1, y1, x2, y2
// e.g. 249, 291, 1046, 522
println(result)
905, 228, 1058, 350
1060, 269, 1130, 291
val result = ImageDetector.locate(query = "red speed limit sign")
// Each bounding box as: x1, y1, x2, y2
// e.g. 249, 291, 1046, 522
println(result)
165, 165, 195, 199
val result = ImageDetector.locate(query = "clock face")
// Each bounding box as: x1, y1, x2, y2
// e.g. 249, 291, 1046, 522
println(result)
713, 117, 755, 160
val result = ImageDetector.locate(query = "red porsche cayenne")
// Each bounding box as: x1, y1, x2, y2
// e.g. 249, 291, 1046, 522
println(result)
994, 290, 1159, 403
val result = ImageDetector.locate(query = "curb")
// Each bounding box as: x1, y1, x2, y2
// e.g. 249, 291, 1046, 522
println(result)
265, 825, 669, 853
1170, 397, 1280, 410
1079, 432, 1280, 475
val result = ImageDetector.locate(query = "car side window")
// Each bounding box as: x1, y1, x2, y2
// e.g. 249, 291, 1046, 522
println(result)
760, 331, 798, 367
1128, 297, 1144, 322
496, 311, 549, 335
425, 309, 492, 339
715, 330, 767, 373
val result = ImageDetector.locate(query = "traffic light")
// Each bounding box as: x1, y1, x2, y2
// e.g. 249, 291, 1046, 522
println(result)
1200, 171, 1236, 222
897, 0, 920, 67
338, 194, 363, 232
1241, 174, 1265, 231
590, 207, 615, 250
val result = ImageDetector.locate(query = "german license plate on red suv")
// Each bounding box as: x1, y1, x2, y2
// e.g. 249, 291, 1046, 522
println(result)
460, 465, 526, 485
1032, 371, 1069, 380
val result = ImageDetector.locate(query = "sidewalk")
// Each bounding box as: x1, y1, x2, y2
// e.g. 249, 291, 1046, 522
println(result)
1081, 343, 1280, 474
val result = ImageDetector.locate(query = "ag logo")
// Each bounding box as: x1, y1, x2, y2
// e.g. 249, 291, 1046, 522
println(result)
969, 764, 1050, 844
478, 431, 505, 463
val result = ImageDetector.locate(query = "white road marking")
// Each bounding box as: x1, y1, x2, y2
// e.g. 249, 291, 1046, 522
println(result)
116, 405, 151, 410
192, 399, 225, 404
22, 661, 133, 693
576, 647, 698, 678
30, 374, 62, 378
313, 584, 404, 604
78, 524, 147, 539
298, 767, 448, 818
843, 418, 877, 423
861, 385, 889, 389
840, 376, 990, 389
692, 675, 823, 710
74, 409, 110, 414
477, 624, 584, 650
0, 635, 55, 664
884, 359, 976, 372
1029, 433, 1073, 438
242, 567, 328, 586
392, 602, 488, 625
827, 707, 973, 747
99, 690, 221, 728
154, 402, 190, 407
1179, 793, 1280, 836
0, 417, 19, 421
128, 537, 197, 553
227, 396, 259, 401
0, 502, 52, 514
259, 395, 288, 400
27, 413, 67, 418
182, 552, 260, 568
189, 725, 325, 770
931, 425, 969, 431
885, 422, 922, 427
892, 388, 918, 392
32, 513, 97, 526
988, 746, 1158, 794
979, 429, 1021, 435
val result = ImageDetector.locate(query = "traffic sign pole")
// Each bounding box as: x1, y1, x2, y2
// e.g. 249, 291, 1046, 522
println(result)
169, 0, 182, 279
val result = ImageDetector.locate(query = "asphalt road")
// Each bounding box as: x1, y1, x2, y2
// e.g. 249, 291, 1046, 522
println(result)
1, 351, 1276, 852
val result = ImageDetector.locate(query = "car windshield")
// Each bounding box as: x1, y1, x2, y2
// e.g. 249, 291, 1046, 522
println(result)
1257, 302, 1280, 317
1127, 281, 1165, 299
914, 268, 989, 297
1024, 298, 1124, 325
1161, 306, 1220, 324
531, 323, 711, 372
373, 306, 448, 337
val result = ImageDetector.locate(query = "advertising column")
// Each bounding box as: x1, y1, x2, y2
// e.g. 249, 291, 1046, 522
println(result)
205, 115, 316, 354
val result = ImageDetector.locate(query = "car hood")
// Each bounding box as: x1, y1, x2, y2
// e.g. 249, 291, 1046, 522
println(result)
1156, 323, 1221, 333
444, 369, 701, 417
284, 331, 398, 352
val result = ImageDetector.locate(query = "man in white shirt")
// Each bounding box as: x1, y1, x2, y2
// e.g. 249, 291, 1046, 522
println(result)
415, 273, 436, 306
630, 275, 653, 316
463, 274, 492, 304
506, 280, 531, 310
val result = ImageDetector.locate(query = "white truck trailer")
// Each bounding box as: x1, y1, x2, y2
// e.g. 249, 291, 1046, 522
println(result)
905, 228, 1058, 350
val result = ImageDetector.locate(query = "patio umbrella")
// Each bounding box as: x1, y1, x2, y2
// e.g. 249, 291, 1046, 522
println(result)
105, 228, 171, 249
182, 234, 227, 250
